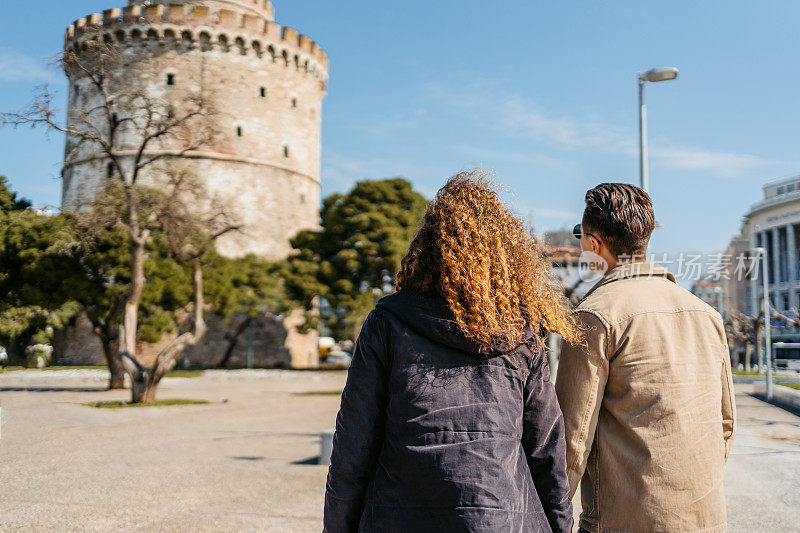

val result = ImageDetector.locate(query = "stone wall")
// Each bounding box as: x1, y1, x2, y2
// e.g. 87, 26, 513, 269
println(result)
62, 0, 327, 259
56, 1, 327, 366
53, 310, 318, 369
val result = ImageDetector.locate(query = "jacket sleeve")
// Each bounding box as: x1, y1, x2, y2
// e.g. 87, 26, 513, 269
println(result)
521, 345, 573, 533
554, 310, 610, 498
323, 310, 391, 533
720, 330, 736, 460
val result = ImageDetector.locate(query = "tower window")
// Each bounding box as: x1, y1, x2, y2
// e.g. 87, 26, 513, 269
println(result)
237, 126, 243, 137
291, 97, 297, 108
107, 163, 114, 179
283, 145, 289, 158
260, 87, 266, 98
167, 73, 175, 86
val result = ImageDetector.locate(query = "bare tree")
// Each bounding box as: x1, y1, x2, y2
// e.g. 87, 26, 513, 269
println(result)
118, 169, 239, 404
725, 311, 761, 371
2, 42, 220, 397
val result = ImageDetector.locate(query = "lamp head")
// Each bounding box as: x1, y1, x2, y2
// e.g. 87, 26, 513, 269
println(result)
638, 67, 679, 83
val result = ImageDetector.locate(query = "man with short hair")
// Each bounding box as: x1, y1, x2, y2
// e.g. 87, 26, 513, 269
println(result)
556, 183, 736, 532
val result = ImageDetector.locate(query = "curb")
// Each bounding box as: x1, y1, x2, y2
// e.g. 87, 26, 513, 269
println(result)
752, 382, 800, 412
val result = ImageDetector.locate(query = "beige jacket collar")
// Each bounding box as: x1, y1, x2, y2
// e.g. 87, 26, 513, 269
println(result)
581, 262, 676, 303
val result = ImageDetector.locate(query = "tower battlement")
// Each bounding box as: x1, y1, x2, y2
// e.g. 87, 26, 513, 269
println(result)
65, 2, 327, 82
128, 0, 275, 21
61, 0, 328, 262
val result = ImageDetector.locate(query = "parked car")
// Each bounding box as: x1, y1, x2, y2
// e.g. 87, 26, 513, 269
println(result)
325, 350, 352, 368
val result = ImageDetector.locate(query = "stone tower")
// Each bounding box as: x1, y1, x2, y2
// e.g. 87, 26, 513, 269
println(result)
61, 0, 328, 259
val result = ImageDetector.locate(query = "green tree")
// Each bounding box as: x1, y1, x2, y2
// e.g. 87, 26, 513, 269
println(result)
0, 179, 89, 364
61, 223, 193, 388
0, 184, 194, 386
0, 183, 78, 363
283, 178, 427, 340
0, 176, 31, 212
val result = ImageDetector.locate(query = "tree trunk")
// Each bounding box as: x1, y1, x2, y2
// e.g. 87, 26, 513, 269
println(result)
127, 257, 207, 404
130, 373, 157, 404
122, 239, 146, 358
102, 340, 126, 389
745, 344, 753, 372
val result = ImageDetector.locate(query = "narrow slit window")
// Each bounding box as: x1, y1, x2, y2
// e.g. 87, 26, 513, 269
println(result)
237, 126, 243, 137
291, 97, 297, 108
107, 163, 114, 179
167, 73, 175, 86
260, 87, 266, 98
283, 145, 289, 158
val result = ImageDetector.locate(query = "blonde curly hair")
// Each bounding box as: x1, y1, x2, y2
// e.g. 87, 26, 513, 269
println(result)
396, 170, 580, 350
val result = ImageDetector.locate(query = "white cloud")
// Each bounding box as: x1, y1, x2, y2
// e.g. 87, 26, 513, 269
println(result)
448, 144, 574, 171
0, 48, 59, 84
430, 81, 796, 179
322, 151, 441, 198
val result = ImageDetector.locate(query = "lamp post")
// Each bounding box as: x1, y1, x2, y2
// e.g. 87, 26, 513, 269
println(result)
712, 286, 725, 317
755, 246, 774, 400
638, 67, 679, 192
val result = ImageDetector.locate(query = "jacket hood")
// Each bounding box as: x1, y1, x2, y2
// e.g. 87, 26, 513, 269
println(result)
376, 290, 538, 356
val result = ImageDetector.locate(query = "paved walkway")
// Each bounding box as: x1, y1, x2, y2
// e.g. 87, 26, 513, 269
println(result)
0, 373, 798, 531
723, 384, 800, 532
0, 371, 347, 532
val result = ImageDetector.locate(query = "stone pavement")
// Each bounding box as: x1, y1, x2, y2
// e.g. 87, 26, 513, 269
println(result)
723, 384, 800, 532
0, 370, 347, 532
0, 372, 798, 532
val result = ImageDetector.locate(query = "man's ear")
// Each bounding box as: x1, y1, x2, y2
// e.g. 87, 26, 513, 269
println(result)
591, 237, 601, 255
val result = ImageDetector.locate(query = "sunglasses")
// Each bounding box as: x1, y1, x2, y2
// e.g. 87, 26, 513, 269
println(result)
572, 223, 599, 243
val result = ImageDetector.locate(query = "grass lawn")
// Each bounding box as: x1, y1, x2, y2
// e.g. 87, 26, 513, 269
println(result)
88, 399, 210, 408
294, 390, 343, 396
164, 369, 204, 378
777, 382, 800, 391
732, 369, 765, 377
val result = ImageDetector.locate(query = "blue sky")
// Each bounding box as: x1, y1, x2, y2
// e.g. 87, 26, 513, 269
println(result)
1, 1, 799, 257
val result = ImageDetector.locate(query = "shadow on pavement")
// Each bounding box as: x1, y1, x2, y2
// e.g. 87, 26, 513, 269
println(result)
0, 386, 109, 393
292, 456, 321, 465
752, 393, 800, 418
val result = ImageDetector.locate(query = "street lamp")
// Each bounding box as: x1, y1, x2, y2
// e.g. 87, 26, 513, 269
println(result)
754, 246, 774, 400
638, 67, 679, 192
712, 286, 725, 317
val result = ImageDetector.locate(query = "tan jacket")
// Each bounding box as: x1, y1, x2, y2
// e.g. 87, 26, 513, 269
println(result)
556, 263, 736, 533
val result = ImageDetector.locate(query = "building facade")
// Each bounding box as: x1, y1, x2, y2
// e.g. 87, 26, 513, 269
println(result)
723, 230, 753, 317
691, 280, 724, 312
62, 0, 328, 259
744, 175, 800, 352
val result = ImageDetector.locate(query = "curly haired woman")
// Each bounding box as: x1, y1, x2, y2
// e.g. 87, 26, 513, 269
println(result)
323, 171, 580, 533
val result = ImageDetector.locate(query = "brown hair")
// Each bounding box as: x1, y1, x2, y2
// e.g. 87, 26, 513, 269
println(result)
582, 183, 655, 257
396, 170, 580, 350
